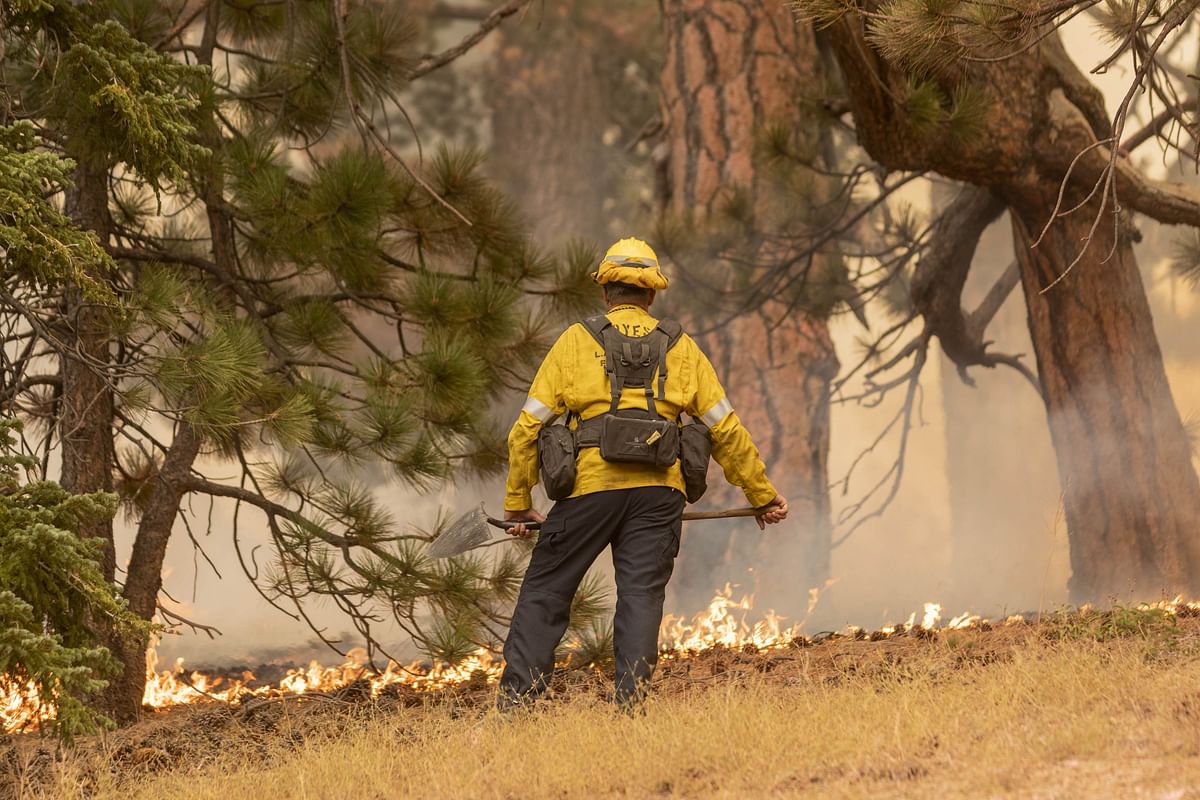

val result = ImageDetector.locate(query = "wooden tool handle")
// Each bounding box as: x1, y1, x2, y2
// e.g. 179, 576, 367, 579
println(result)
488, 517, 541, 531
681, 507, 761, 521
487, 507, 762, 531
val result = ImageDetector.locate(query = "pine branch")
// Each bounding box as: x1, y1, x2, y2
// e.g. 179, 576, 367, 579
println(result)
409, 0, 531, 80
1170, 230, 1200, 287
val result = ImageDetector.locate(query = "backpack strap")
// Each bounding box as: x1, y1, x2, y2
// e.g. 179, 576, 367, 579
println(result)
601, 327, 623, 414
581, 315, 610, 348
655, 319, 684, 349
652, 319, 683, 406
581, 314, 686, 418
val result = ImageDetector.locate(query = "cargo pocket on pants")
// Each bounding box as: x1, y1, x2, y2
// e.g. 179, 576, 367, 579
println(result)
525, 517, 568, 580
661, 517, 682, 561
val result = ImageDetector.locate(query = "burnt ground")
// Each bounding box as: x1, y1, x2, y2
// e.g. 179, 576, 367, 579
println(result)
1, 608, 1193, 799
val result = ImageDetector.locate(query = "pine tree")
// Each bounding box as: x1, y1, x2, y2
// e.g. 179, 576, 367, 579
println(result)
0, 0, 605, 722
655, 0, 846, 614
792, 0, 1200, 600
0, 418, 147, 740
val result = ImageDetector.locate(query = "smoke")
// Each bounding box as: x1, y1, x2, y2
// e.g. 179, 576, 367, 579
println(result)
149, 15, 1200, 666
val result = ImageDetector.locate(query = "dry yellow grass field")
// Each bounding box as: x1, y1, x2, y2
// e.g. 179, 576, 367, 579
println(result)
11, 610, 1200, 799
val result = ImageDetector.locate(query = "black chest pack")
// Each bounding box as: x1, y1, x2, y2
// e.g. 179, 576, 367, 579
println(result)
575, 314, 683, 468
536, 314, 713, 503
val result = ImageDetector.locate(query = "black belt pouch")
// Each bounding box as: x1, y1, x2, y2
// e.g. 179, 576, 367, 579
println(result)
537, 424, 577, 500
598, 410, 679, 469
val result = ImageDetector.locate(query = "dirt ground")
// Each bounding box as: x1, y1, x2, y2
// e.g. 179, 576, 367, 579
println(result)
5, 610, 1200, 799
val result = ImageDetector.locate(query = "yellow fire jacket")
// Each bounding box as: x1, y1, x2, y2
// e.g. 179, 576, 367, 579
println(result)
504, 304, 779, 511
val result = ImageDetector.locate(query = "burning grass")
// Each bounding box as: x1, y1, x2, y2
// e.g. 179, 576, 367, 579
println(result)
9, 609, 1200, 799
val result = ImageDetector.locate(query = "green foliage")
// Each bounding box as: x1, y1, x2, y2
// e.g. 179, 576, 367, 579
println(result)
237, 1, 415, 141
0, 123, 115, 301
946, 82, 989, 141
855, 0, 1029, 77
867, 0, 970, 76
0, 419, 148, 739
1170, 230, 1200, 288
1, 0, 605, 692
793, 0, 1014, 148
1042, 604, 1179, 645
903, 78, 989, 142
50, 19, 208, 182
904, 78, 947, 135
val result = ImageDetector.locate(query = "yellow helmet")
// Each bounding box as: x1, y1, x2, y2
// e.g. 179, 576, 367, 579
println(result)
591, 237, 669, 290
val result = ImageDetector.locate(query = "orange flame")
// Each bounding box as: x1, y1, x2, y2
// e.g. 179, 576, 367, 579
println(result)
6, 591, 1197, 732
660, 583, 804, 652
140, 644, 504, 711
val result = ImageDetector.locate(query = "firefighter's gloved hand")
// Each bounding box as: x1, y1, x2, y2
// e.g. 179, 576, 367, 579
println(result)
755, 495, 788, 530
503, 508, 545, 539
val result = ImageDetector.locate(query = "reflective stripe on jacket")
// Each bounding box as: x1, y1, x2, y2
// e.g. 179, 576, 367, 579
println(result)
504, 305, 778, 510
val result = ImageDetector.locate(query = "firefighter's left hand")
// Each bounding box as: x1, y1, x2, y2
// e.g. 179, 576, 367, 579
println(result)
503, 508, 545, 538
755, 495, 789, 530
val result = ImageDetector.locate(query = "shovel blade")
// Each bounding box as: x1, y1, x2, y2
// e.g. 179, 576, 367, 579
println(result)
426, 505, 494, 559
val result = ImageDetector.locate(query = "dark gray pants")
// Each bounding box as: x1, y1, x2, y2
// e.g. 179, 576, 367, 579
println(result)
498, 486, 685, 708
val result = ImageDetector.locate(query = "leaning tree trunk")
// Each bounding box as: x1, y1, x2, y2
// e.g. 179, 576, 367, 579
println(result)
98, 3, 231, 722
659, 0, 838, 613
1009, 188, 1200, 599
818, 14, 1200, 600
102, 423, 203, 722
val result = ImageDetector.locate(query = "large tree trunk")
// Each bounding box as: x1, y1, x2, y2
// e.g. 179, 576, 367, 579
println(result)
60, 159, 133, 719
60, 161, 116, 580
1008, 188, 1200, 600
659, 0, 838, 613
485, 1, 660, 245
818, 13, 1200, 601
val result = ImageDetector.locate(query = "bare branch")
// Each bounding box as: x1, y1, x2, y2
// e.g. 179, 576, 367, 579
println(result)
1120, 95, 1196, 153
910, 187, 1005, 380
156, 602, 223, 639
408, 0, 531, 80
966, 260, 1021, 336
1046, 94, 1200, 228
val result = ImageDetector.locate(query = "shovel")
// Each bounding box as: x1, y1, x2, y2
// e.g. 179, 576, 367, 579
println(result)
426, 503, 764, 559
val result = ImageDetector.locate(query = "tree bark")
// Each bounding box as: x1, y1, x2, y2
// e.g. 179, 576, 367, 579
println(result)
659, 0, 838, 613
101, 422, 203, 722
1008, 187, 1200, 599
60, 161, 116, 580
484, 1, 660, 244
60, 159, 134, 721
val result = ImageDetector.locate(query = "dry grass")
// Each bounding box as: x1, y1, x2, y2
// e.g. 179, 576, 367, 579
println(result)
11, 615, 1200, 799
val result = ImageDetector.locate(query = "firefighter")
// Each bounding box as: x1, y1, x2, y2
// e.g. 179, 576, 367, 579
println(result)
498, 237, 788, 710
